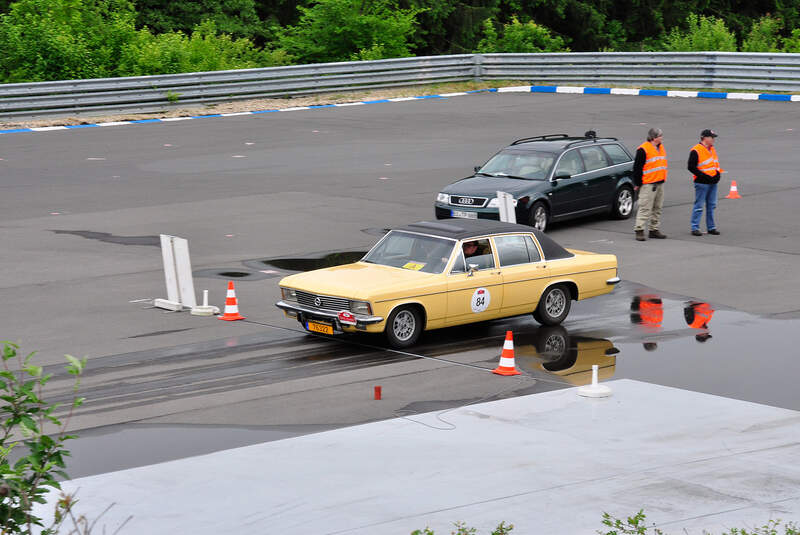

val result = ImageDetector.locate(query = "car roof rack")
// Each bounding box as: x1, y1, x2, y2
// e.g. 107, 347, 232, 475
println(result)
563, 135, 619, 149
510, 134, 570, 145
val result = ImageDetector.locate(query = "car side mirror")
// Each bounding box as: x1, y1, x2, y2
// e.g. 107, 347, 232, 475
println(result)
474, 166, 481, 173
467, 263, 479, 276
552, 174, 570, 183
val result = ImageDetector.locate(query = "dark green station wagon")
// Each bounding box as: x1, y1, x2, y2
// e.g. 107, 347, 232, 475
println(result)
434, 132, 635, 232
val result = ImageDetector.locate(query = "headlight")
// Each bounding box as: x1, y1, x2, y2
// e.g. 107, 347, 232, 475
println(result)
281, 288, 297, 301
487, 197, 518, 208
436, 193, 449, 203
349, 301, 372, 315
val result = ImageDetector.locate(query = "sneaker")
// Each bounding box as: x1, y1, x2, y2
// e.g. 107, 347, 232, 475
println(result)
649, 230, 667, 239
708, 229, 720, 235
691, 230, 703, 236
635, 230, 646, 241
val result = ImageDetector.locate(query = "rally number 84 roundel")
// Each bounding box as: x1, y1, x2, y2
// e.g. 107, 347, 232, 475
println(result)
471, 288, 490, 313
275, 219, 620, 349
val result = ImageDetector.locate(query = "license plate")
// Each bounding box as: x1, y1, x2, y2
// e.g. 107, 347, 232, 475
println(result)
451, 210, 478, 219
307, 321, 334, 335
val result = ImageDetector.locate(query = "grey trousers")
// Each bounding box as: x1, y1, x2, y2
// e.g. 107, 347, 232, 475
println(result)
634, 182, 665, 232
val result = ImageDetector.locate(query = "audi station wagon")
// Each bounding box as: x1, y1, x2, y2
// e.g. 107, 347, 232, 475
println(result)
276, 219, 620, 348
434, 133, 635, 231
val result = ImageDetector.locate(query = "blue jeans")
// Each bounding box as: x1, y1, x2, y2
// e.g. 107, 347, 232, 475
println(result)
691, 182, 717, 231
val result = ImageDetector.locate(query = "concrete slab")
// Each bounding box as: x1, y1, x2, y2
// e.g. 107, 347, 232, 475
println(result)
36, 380, 800, 534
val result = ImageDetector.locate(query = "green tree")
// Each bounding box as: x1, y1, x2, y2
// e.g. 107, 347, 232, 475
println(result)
400, 0, 501, 55
0, 0, 138, 82
135, 0, 265, 42
277, 0, 420, 63
476, 15, 568, 53
741, 14, 783, 52
661, 13, 737, 51
1, 342, 86, 534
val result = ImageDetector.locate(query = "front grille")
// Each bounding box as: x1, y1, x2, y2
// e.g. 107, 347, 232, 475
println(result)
296, 290, 350, 311
450, 195, 488, 208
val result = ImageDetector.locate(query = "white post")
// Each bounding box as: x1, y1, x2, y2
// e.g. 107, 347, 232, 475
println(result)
154, 234, 197, 311
577, 364, 612, 398
496, 191, 516, 223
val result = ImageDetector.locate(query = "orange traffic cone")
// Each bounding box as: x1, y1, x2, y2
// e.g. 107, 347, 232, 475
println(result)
218, 281, 246, 321
724, 180, 741, 199
492, 331, 521, 376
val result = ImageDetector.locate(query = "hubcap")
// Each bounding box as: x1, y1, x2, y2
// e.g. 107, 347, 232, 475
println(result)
533, 207, 547, 231
618, 189, 633, 216
393, 310, 416, 341
545, 288, 566, 318
543, 334, 566, 357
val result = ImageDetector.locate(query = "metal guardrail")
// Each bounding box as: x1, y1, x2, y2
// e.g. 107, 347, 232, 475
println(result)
2, 52, 800, 118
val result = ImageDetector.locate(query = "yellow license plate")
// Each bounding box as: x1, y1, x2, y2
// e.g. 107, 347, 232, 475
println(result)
307, 321, 334, 335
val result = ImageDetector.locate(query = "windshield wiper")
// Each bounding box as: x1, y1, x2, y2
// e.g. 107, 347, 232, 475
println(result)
491, 172, 530, 180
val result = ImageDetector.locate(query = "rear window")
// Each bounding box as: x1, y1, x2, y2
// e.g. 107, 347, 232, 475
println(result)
601, 144, 632, 165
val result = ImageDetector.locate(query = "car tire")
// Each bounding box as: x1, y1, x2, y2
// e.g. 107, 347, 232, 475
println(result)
535, 284, 571, 326
611, 185, 634, 219
536, 326, 578, 372
528, 201, 549, 232
385, 306, 423, 348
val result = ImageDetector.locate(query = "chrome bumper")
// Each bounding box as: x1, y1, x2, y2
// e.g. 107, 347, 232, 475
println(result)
275, 300, 384, 326
606, 277, 621, 285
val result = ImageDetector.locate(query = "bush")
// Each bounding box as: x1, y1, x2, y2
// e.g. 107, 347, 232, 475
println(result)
277, 0, 420, 64
741, 15, 783, 52
117, 20, 289, 77
661, 14, 737, 52
476, 16, 568, 53
0, 341, 86, 534
783, 29, 800, 53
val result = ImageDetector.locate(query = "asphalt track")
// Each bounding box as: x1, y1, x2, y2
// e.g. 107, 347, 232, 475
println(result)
2, 91, 800, 476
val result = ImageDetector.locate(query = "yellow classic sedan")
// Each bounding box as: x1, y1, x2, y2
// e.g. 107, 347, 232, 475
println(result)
276, 219, 620, 348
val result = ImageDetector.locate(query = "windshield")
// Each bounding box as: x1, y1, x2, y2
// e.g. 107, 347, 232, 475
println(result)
362, 231, 455, 274
478, 150, 555, 180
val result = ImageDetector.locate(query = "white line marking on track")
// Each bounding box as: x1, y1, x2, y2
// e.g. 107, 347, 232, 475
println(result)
86, 157, 106, 160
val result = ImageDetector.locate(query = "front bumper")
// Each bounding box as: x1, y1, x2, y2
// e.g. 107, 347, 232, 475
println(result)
275, 300, 384, 332
434, 204, 501, 220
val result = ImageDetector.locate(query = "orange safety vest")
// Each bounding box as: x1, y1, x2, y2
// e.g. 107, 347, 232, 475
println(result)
638, 141, 667, 184
631, 295, 663, 330
685, 302, 714, 329
691, 143, 723, 181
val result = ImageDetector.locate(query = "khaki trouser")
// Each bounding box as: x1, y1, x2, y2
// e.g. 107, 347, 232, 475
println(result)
634, 182, 665, 231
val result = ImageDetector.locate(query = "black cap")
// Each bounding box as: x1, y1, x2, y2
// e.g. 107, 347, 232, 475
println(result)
701, 129, 718, 138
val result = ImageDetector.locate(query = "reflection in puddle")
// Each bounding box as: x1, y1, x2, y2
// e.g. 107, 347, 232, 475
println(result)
629, 292, 715, 346
513, 326, 619, 386
260, 251, 368, 272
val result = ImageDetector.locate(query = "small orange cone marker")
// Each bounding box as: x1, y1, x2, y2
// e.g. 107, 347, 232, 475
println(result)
492, 331, 521, 376
724, 180, 741, 199
218, 281, 246, 321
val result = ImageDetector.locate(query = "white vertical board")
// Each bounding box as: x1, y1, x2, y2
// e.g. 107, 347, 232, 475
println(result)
155, 234, 197, 311
496, 191, 516, 223
160, 234, 180, 304
172, 237, 196, 308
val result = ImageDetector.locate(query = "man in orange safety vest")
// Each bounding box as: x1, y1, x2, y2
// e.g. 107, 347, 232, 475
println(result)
633, 128, 668, 241
688, 129, 723, 236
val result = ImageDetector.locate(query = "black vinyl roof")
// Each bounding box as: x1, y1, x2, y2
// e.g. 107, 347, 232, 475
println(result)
395, 220, 573, 260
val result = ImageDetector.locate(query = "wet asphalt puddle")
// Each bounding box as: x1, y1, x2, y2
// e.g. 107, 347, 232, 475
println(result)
52, 242, 800, 479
